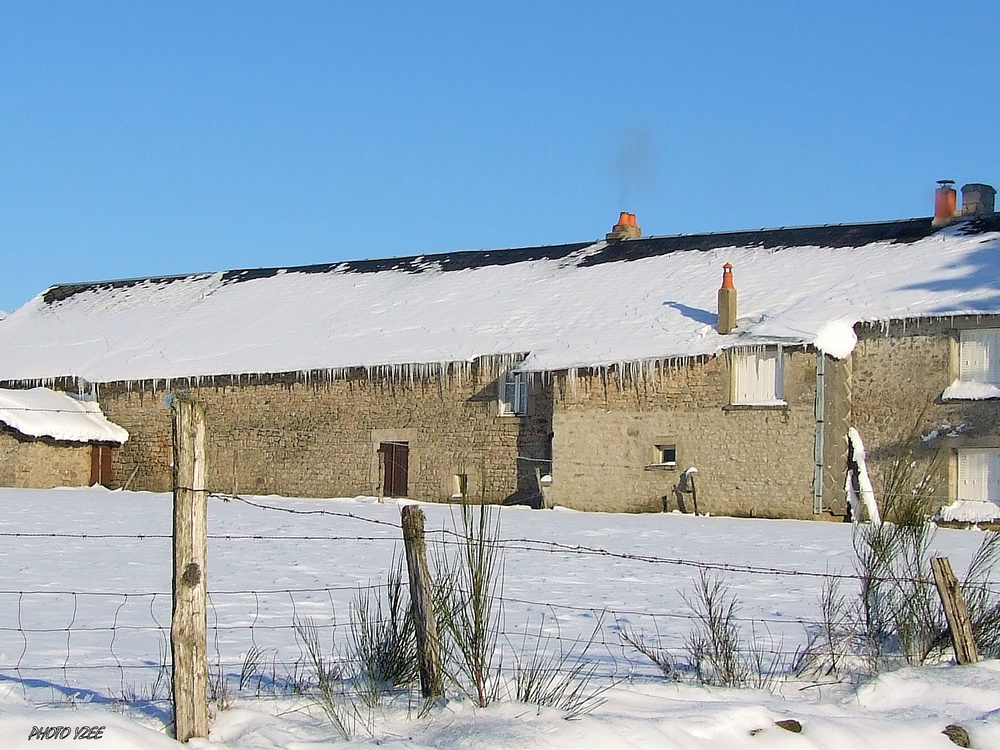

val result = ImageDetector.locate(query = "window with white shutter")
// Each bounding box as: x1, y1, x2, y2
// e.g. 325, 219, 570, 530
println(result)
731, 349, 785, 406
957, 449, 1000, 504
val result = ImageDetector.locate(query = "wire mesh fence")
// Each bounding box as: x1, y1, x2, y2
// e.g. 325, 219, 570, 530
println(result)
0, 475, 994, 720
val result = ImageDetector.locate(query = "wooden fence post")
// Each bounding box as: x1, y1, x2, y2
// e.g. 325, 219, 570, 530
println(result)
171, 395, 209, 741
401, 504, 443, 699
931, 556, 979, 665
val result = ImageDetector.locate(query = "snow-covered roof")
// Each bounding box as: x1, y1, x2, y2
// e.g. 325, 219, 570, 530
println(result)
0, 388, 129, 443
1, 216, 1000, 384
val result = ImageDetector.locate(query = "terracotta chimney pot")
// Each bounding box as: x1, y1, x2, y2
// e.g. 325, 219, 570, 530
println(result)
606, 212, 641, 241
933, 180, 958, 227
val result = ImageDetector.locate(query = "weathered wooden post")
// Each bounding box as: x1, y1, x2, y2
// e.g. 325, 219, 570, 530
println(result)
171, 395, 209, 741
400, 504, 443, 699
931, 556, 979, 665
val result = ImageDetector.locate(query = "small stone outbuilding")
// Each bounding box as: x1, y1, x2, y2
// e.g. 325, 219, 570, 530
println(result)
0, 387, 129, 488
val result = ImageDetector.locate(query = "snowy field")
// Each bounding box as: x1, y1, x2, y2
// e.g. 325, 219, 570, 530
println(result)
0, 487, 998, 748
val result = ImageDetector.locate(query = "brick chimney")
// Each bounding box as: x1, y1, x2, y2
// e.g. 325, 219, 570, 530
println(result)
961, 183, 997, 217
717, 263, 737, 334
606, 212, 641, 241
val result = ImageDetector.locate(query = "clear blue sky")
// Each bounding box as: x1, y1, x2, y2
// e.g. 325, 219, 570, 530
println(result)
1, 1, 998, 313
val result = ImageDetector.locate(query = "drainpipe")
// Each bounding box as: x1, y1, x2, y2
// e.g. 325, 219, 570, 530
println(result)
813, 352, 825, 515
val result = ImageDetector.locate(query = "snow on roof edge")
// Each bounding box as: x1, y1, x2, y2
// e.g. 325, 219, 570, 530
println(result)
0, 388, 129, 444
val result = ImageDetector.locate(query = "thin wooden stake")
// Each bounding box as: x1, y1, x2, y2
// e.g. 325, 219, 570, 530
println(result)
171, 395, 209, 741
689, 473, 699, 516
401, 504, 443, 699
931, 556, 979, 665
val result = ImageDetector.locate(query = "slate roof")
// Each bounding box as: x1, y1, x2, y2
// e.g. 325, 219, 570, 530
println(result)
42, 216, 962, 306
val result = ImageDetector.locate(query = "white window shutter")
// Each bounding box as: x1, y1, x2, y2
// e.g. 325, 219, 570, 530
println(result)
957, 449, 1000, 503
733, 350, 782, 405
958, 450, 982, 502
960, 330, 1000, 384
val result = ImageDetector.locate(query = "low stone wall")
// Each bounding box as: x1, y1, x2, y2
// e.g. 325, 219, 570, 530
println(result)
0, 429, 91, 488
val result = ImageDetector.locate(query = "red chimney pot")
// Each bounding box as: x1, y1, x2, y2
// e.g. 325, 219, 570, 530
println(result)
721, 263, 735, 290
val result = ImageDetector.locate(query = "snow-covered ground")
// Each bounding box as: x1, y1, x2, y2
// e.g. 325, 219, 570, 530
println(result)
0, 487, 998, 748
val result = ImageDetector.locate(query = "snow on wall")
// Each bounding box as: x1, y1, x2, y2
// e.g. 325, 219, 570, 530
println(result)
0, 388, 129, 443
0, 226, 999, 383
846, 427, 881, 525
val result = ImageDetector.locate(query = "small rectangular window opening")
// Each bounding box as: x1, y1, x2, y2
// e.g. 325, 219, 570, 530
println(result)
452, 473, 468, 499
657, 445, 677, 467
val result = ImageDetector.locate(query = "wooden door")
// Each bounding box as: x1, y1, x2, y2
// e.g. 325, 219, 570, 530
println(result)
90, 444, 112, 486
380, 442, 409, 497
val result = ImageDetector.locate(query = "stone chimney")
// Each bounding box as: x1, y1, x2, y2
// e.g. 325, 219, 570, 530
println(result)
717, 263, 737, 334
961, 183, 997, 217
606, 212, 641, 241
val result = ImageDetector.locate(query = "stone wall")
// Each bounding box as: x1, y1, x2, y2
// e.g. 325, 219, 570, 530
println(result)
851, 318, 1000, 515
546, 351, 820, 517
97, 367, 552, 504
12, 319, 998, 518
0, 428, 92, 488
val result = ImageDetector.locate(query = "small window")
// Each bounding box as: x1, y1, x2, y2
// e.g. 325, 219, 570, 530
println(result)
656, 445, 677, 467
499, 371, 527, 416
452, 473, 468, 499
957, 448, 1000, 505
732, 349, 785, 406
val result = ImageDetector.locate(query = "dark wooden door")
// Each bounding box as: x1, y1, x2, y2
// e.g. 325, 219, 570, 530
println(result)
380, 442, 409, 497
90, 444, 112, 486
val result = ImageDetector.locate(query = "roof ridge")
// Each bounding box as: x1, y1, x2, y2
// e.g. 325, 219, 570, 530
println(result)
41, 214, 982, 306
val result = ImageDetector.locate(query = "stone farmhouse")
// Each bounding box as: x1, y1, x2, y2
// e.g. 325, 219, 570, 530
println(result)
1, 181, 1000, 520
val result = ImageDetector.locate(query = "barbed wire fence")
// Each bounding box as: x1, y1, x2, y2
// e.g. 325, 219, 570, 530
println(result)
0, 490, 985, 712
